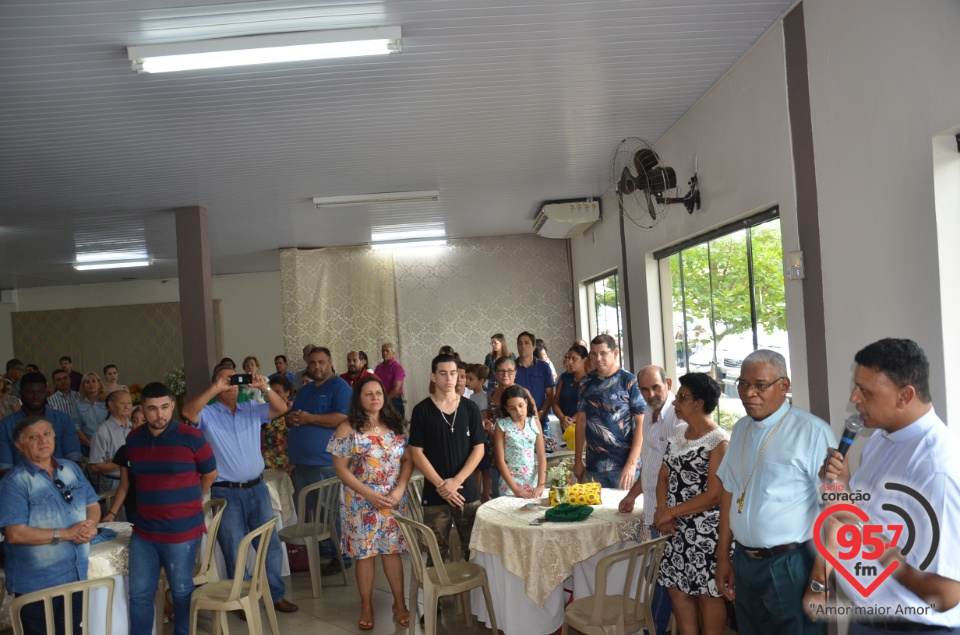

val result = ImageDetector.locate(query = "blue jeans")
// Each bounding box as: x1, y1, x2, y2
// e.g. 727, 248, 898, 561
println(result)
585, 468, 640, 489
649, 526, 674, 635
212, 481, 286, 603
128, 533, 201, 635
291, 464, 352, 566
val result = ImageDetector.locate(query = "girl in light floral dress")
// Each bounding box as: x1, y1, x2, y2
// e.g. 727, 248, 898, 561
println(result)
494, 385, 547, 498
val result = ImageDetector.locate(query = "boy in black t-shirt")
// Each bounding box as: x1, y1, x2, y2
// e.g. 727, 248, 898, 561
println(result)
408, 354, 486, 562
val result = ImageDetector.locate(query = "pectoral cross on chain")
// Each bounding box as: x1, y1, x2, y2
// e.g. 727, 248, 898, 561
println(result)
736, 494, 745, 514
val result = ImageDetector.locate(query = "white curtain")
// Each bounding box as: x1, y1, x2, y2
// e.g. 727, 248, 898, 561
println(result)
280, 235, 574, 406
279, 246, 398, 378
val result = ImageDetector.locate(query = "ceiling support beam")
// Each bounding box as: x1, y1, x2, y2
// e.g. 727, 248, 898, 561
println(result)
175, 205, 216, 401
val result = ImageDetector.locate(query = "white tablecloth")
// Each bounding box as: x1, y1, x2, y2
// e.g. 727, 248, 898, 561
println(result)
468, 489, 646, 635
87, 522, 142, 635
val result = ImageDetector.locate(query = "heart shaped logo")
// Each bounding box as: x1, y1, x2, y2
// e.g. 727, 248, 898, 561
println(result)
813, 503, 899, 597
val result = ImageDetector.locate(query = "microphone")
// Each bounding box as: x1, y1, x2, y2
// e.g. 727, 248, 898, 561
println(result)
837, 414, 864, 458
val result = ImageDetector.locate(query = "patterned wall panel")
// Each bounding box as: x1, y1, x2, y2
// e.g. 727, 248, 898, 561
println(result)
393, 235, 574, 403
279, 246, 399, 375
279, 235, 575, 404
11, 301, 222, 388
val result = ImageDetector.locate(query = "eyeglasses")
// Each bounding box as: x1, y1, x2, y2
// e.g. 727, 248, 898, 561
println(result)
675, 392, 694, 403
53, 478, 74, 503
496, 369, 516, 376
735, 377, 786, 393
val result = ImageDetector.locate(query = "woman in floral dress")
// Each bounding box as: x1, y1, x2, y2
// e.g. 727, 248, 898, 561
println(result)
654, 372, 729, 635
328, 375, 412, 631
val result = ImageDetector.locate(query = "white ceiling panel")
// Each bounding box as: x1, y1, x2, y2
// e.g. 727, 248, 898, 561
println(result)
0, 0, 793, 289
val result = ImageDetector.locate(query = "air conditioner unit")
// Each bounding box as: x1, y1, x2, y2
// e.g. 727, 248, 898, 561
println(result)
533, 199, 601, 239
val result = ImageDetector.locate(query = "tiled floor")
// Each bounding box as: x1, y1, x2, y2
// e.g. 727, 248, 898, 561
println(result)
188, 556, 495, 635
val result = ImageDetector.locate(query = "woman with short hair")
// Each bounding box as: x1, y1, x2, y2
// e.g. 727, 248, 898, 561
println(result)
72, 372, 107, 456
655, 372, 730, 635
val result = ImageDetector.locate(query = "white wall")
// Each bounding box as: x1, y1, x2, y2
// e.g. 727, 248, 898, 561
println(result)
0, 271, 284, 374
570, 204, 625, 341
569, 27, 810, 404
804, 0, 960, 424
570, 0, 960, 432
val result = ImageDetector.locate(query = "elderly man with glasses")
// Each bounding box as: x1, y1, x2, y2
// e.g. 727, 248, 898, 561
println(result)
0, 416, 100, 635
714, 349, 836, 635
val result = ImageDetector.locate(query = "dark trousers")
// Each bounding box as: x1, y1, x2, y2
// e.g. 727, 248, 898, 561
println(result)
732, 542, 825, 635
391, 396, 405, 419
15, 593, 83, 635
649, 526, 674, 635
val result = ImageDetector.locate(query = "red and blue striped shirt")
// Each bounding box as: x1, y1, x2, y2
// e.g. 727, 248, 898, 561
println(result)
126, 421, 217, 544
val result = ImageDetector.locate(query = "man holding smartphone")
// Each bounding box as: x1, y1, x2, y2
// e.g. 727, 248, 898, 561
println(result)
181, 364, 299, 615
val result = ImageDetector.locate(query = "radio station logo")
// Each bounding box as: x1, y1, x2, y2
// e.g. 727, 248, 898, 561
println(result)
814, 482, 940, 597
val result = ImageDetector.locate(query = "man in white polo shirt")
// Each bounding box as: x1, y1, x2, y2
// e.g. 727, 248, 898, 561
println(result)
619, 365, 680, 635
809, 339, 960, 634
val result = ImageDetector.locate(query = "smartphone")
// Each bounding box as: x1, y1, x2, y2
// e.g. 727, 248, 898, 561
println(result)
529, 516, 546, 526
229, 374, 253, 385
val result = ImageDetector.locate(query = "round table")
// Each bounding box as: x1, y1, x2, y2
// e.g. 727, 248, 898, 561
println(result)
468, 488, 646, 635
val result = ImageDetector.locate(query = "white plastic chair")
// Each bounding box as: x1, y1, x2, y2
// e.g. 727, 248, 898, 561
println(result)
561, 536, 669, 635
277, 476, 347, 598
394, 514, 498, 635
9, 577, 115, 635
188, 517, 279, 635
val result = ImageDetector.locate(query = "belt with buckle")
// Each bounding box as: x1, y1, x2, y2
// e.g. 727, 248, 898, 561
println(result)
212, 476, 263, 489
736, 541, 802, 560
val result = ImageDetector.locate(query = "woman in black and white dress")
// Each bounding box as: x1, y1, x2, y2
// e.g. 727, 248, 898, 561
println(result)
654, 372, 730, 635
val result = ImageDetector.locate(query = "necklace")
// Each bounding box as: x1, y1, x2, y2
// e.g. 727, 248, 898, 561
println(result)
737, 405, 792, 514
363, 416, 382, 435
439, 404, 458, 433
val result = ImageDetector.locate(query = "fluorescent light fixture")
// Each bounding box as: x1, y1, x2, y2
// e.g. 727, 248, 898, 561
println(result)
370, 228, 446, 242
74, 260, 152, 271
75, 251, 148, 263
128, 26, 401, 74
314, 190, 439, 208
370, 239, 447, 250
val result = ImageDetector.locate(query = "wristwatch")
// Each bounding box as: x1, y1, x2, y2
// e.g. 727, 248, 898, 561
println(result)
51, 529, 60, 545
263, 385, 272, 393
809, 579, 827, 594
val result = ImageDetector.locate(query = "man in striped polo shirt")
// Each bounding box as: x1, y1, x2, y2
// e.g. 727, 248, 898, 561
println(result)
126, 382, 217, 635
47, 369, 80, 414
